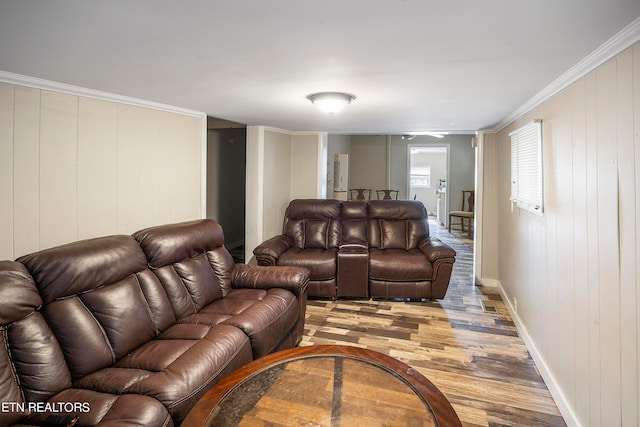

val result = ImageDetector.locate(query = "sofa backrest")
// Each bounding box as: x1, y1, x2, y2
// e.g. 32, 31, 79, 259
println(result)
0, 261, 72, 426
17, 235, 168, 381
341, 200, 368, 244
283, 199, 342, 249
367, 200, 430, 250
133, 219, 233, 320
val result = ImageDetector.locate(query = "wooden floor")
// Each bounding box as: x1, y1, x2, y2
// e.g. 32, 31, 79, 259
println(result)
300, 219, 566, 427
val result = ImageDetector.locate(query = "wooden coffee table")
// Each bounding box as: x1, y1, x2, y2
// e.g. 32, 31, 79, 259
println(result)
183, 345, 461, 426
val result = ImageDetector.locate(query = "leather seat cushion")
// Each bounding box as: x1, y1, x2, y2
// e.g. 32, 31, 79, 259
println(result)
369, 248, 433, 281
278, 248, 337, 280
182, 288, 300, 359
75, 323, 253, 424
23, 389, 172, 426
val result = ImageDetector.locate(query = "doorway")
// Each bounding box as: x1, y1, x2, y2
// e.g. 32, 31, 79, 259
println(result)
407, 145, 448, 226
206, 125, 246, 262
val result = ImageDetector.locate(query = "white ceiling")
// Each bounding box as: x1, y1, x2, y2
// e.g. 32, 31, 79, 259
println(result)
1, 1, 639, 134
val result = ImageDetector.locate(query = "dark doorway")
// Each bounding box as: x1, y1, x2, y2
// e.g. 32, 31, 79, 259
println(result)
206, 117, 246, 262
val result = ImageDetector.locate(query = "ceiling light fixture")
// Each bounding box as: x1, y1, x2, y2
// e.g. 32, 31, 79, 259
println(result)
307, 92, 355, 115
402, 132, 446, 139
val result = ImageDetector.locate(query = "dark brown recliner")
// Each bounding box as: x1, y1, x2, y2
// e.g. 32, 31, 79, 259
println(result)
0, 261, 172, 427
252, 199, 342, 298
367, 200, 455, 299
4, 219, 308, 426
132, 219, 308, 359
254, 199, 456, 300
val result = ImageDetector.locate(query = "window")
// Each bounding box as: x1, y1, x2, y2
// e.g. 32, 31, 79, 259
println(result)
410, 166, 431, 187
510, 120, 543, 214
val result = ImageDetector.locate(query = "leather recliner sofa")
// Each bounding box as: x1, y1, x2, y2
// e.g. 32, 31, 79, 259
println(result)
253, 199, 456, 300
0, 219, 309, 427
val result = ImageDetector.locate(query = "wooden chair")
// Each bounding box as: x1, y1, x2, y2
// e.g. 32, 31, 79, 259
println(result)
349, 188, 371, 200
448, 190, 474, 237
376, 189, 399, 200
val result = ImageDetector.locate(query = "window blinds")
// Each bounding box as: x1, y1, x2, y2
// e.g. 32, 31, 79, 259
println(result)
510, 120, 543, 214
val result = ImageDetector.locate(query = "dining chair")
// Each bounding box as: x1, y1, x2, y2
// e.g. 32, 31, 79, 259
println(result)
376, 189, 399, 200
349, 188, 372, 200
448, 190, 474, 237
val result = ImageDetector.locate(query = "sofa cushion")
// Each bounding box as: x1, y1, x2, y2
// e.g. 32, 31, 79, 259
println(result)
74, 323, 252, 424
341, 200, 368, 244
17, 236, 166, 380
380, 219, 408, 249
177, 288, 299, 359
0, 261, 73, 424
22, 389, 172, 427
278, 247, 337, 280
368, 200, 430, 250
40, 275, 157, 380
221, 288, 300, 358
134, 220, 234, 311
369, 248, 433, 281
0, 260, 42, 324
17, 235, 148, 304
283, 199, 342, 249
134, 219, 307, 359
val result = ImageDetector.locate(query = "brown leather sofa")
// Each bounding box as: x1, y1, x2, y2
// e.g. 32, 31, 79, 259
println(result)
0, 219, 308, 427
253, 199, 456, 300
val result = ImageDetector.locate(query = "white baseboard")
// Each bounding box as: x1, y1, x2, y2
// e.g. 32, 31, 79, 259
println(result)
475, 277, 499, 287
489, 279, 582, 427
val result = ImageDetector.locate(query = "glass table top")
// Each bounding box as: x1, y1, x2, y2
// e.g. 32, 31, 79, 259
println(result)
204, 355, 437, 427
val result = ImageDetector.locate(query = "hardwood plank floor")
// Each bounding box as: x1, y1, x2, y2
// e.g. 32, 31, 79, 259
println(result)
300, 218, 566, 427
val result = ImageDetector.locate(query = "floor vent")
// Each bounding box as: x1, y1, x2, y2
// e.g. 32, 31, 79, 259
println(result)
480, 300, 497, 313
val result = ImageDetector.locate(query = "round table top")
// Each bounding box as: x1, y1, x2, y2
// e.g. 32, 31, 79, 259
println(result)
182, 344, 461, 427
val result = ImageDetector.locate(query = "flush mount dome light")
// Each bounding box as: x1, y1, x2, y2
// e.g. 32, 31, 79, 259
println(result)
307, 92, 356, 114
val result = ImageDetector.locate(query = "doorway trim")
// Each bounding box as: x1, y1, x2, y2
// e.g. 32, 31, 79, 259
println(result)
406, 142, 450, 221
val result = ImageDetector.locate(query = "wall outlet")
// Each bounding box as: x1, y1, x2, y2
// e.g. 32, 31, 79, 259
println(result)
513, 297, 518, 314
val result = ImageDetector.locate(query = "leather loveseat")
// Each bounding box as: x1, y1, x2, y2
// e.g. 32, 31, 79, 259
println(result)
253, 199, 456, 300
0, 219, 308, 427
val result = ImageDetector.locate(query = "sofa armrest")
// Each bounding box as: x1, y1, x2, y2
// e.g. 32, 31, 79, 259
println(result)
231, 264, 309, 293
420, 237, 456, 299
231, 263, 309, 347
419, 237, 456, 262
338, 240, 368, 254
252, 235, 294, 266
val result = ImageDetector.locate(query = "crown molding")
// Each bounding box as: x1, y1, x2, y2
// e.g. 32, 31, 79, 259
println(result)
492, 16, 640, 132
0, 70, 206, 118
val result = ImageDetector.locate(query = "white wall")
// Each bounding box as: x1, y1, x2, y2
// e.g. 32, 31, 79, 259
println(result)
327, 134, 351, 198
350, 135, 388, 192
291, 133, 326, 200
482, 43, 640, 427
244, 126, 325, 263
0, 80, 205, 260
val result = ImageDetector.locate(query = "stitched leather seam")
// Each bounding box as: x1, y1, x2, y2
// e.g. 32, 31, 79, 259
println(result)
405, 220, 410, 251
172, 252, 204, 315
166, 335, 249, 409
133, 272, 157, 335
77, 297, 116, 365
2, 327, 26, 404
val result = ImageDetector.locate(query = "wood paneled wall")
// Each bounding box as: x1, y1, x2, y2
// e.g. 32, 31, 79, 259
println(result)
0, 82, 205, 260
488, 43, 639, 426
244, 127, 326, 264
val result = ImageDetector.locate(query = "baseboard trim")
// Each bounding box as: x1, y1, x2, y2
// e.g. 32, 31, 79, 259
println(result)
475, 277, 499, 287
493, 279, 582, 427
